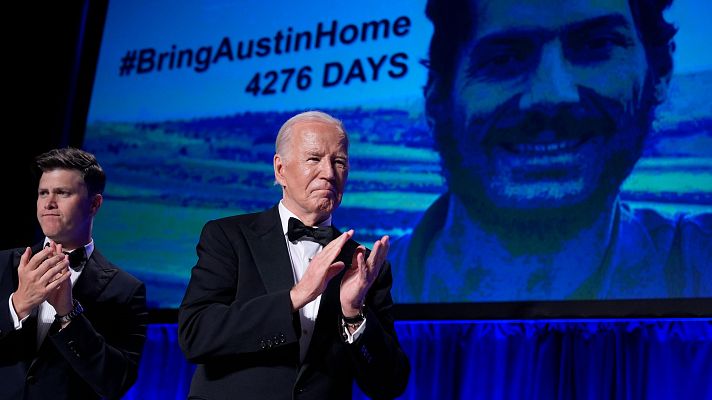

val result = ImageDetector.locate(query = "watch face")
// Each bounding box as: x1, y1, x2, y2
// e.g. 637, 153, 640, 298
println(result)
58, 300, 84, 323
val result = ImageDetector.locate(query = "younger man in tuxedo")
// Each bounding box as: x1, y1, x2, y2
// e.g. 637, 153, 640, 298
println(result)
0, 147, 148, 400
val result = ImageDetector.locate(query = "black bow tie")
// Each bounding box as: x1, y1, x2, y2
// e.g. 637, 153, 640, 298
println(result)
287, 217, 335, 246
65, 248, 87, 271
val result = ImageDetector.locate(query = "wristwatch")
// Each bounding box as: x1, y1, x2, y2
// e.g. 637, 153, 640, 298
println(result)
55, 299, 84, 324
342, 307, 366, 329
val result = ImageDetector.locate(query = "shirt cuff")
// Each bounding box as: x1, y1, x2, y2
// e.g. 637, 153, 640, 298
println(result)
342, 318, 366, 344
8, 293, 29, 330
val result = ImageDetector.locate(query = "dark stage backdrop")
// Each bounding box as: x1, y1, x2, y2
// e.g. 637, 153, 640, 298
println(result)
83, 0, 711, 313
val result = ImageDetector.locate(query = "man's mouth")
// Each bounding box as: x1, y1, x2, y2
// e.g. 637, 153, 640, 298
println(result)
479, 89, 619, 158
500, 138, 588, 155
313, 187, 336, 195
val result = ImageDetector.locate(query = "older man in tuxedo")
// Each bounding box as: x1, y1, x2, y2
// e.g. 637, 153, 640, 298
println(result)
179, 110, 410, 399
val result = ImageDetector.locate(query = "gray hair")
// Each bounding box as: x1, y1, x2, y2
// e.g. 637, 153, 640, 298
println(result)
275, 110, 348, 159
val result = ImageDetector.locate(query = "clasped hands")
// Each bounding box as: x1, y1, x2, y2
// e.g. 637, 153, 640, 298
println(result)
289, 230, 389, 318
11, 241, 74, 320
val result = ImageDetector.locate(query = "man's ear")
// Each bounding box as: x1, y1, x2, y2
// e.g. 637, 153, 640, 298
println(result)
652, 41, 674, 105
89, 194, 103, 216
653, 71, 671, 105
424, 75, 439, 130
274, 153, 286, 187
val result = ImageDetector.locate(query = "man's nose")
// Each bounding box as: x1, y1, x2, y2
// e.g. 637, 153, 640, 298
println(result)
44, 194, 58, 208
318, 159, 336, 180
519, 39, 580, 110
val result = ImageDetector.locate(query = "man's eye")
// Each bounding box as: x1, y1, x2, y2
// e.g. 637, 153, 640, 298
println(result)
469, 45, 535, 81
488, 52, 521, 67
586, 36, 619, 50
477, 50, 525, 68
566, 32, 632, 63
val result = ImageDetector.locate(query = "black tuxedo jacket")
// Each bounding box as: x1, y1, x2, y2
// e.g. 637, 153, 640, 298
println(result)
178, 205, 410, 400
0, 244, 148, 400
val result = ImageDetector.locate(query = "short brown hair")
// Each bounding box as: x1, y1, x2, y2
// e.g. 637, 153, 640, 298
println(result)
35, 147, 106, 196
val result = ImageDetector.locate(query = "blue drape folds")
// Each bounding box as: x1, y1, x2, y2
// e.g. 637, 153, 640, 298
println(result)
122, 323, 195, 399
123, 320, 712, 400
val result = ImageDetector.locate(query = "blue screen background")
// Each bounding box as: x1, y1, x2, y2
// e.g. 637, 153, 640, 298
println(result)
84, 0, 711, 308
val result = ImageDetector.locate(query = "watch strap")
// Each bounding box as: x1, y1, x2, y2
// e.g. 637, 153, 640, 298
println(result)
56, 299, 84, 324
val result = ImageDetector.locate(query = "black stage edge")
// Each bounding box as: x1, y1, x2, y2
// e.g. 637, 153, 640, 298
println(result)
392, 298, 712, 320
148, 298, 712, 324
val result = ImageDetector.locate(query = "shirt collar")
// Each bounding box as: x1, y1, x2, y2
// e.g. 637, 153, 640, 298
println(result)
43, 237, 95, 260
278, 201, 332, 235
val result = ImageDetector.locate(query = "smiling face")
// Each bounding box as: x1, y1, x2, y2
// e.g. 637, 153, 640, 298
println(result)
274, 121, 349, 225
439, 0, 657, 212
37, 169, 101, 250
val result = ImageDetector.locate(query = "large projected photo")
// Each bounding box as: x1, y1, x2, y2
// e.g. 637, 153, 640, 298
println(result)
84, 0, 711, 310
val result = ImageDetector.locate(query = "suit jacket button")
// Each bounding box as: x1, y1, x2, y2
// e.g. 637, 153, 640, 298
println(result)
26, 375, 36, 384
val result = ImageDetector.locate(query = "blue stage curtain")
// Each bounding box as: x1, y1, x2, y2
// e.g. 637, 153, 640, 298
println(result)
123, 320, 712, 399
122, 324, 195, 399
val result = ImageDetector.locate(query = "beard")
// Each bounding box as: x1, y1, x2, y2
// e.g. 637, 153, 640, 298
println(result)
433, 81, 658, 255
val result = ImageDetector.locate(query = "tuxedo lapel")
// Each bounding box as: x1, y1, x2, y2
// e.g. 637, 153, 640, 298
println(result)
311, 232, 359, 338
22, 244, 49, 376
72, 250, 116, 304
298, 233, 359, 378
298, 272, 341, 375
28, 317, 61, 375
244, 206, 295, 294
23, 308, 41, 363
